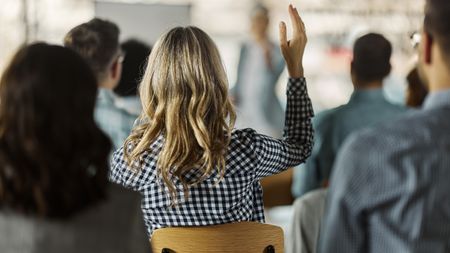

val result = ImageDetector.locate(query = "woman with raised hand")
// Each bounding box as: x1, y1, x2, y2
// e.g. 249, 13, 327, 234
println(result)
111, 4, 313, 237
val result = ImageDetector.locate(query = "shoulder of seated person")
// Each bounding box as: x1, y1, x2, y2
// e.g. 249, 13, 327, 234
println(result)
342, 111, 429, 156
231, 128, 259, 140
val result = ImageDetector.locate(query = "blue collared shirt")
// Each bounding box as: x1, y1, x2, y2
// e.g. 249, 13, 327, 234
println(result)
319, 89, 450, 253
292, 89, 406, 197
95, 89, 141, 150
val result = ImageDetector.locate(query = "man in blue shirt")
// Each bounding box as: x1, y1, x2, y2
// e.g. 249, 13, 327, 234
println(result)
64, 19, 140, 150
292, 33, 406, 198
319, 0, 450, 252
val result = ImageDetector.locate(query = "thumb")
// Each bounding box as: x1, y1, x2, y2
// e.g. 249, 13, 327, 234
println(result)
279, 21, 287, 48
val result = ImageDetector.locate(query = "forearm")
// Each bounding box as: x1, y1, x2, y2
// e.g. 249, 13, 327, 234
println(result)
282, 77, 314, 164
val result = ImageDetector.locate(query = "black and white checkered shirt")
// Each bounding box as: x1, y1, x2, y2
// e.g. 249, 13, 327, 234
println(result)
110, 78, 314, 237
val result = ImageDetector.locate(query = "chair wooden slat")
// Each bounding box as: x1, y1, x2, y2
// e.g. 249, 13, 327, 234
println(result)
151, 222, 284, 253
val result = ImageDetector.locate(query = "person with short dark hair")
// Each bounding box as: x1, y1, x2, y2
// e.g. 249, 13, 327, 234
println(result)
104, 39, 150, 148
64, 19, 144, 149
319, 0, 450, 252
351, 33, 392, 84
114, 39, 151, 97
0, 43, 148, 252
291, 33, 406, 198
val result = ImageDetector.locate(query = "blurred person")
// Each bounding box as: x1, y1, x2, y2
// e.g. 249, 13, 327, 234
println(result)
319, 0, 450, 252
406, 66, 428, 107
110, 5, 313, 237
232, 4, 285, 137
0, 43, 149, 252
292, 33, 406, 198
107, 39, 151, 148
114, 39, 151, 100
64, 18, 127, 150
286, 188, 327, 253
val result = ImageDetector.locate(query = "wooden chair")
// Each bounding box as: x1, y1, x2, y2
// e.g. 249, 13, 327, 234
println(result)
261, 168, 294, 207
151, 222, 284, 253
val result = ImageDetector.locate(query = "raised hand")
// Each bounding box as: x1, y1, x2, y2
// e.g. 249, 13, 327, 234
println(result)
279, 4, 307, 78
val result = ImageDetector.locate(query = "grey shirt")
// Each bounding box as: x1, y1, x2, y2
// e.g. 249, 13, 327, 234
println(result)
318, 89, 450, 253
287, 188, 327, 253
0, 184, 150, 253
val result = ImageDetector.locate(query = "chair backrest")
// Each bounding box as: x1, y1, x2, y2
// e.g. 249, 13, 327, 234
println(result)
151, 222, 284, 253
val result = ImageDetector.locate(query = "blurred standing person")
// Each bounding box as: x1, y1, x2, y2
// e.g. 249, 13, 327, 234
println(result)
233, 4, 285, 137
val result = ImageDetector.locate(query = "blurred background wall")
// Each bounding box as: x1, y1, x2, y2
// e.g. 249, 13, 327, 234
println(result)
0, 0, 424, 111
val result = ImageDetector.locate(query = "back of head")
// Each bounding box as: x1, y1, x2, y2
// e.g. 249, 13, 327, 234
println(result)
64, 18, 120, 82
125, 26, 236, 203
0, 43, 111, 218
114, 39, 151, 97
352, 33, 392, 84
424, 0, 450, 69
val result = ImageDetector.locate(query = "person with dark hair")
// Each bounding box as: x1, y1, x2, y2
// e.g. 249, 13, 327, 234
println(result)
406, 66, 428, 107
92, 39, 152, 148
0, 43, 149, 252
291, 33, 406, 198
115, 39, 151, 97
64, 18, 135, 149
288, 33, 406, 253
64, 18, 122, 89
351, 33, 392, 84
319, 0, 450, 252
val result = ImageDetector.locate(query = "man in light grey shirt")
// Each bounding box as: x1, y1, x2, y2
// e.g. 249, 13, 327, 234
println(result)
319, 0, 450, 252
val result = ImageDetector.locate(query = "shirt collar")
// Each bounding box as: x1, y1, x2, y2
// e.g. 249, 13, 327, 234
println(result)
423, 88, 450, 110
113, 95, 142, 116
349, 88, 385, 104
97, 88, 114, 104
97, 88, 142, 116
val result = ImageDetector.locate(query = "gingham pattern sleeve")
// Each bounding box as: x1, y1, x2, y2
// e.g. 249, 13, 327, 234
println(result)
109, 146, 143, 190
109, 135, 165, 191
249, 77, 314, 179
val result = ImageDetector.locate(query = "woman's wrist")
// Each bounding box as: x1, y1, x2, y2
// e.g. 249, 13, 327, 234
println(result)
288, 65, 304, 78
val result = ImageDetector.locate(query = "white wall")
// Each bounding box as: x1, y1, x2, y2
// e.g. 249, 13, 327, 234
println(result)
95, 1, 191, 45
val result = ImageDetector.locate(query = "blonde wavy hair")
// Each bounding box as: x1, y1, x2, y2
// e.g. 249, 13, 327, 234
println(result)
124, 26, 236, 203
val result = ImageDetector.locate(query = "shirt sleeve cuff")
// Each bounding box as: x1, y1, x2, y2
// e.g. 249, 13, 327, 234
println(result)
287, 77, 307, 96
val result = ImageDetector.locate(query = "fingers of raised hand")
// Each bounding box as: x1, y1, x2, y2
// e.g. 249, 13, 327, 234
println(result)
288, 4, 301, 34
289, 4, 306, 39
279, 21, 288, 48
